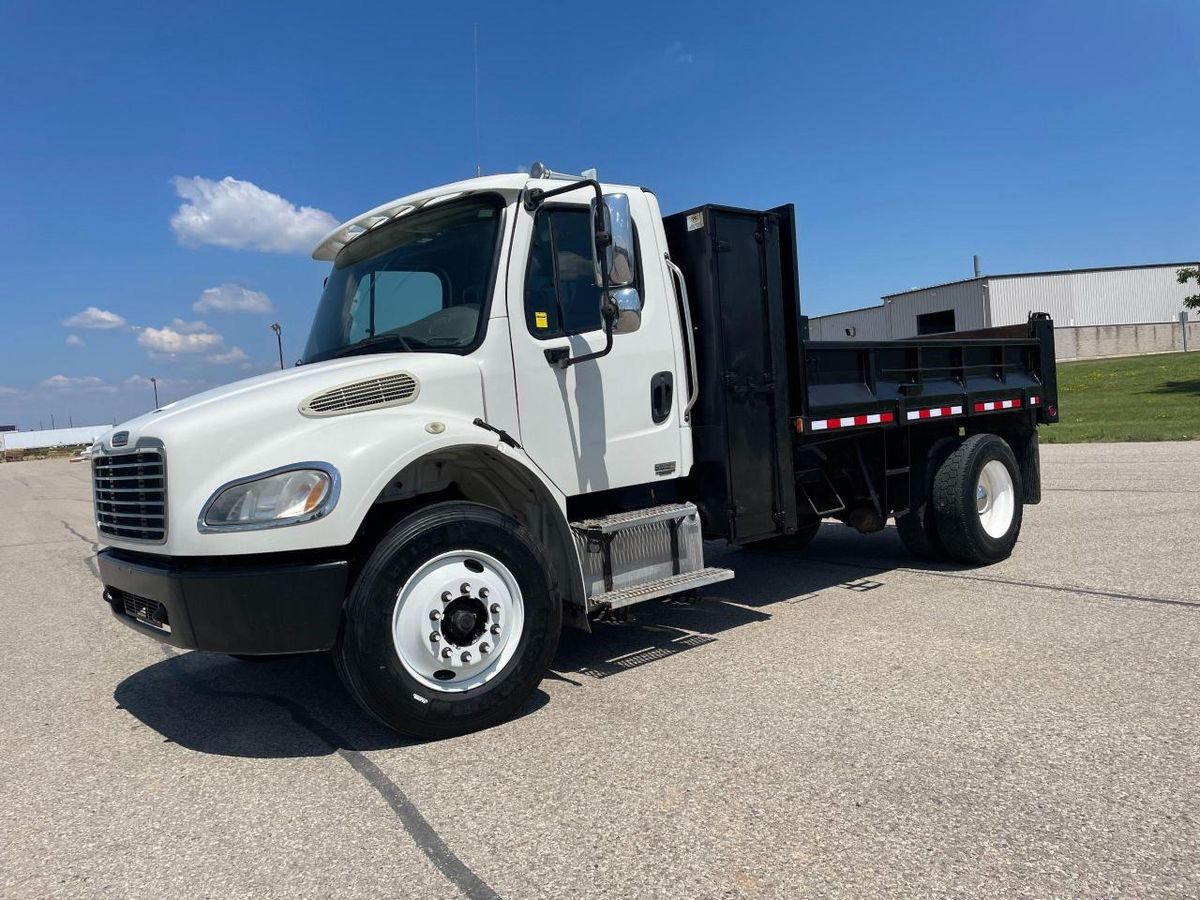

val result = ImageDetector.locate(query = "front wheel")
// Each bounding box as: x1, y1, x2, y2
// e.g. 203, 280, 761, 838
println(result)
335, 501, 562, 739
932, 434, 1024, 565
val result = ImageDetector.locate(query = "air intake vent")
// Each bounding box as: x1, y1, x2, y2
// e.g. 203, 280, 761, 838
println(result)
300, 372, 420, 417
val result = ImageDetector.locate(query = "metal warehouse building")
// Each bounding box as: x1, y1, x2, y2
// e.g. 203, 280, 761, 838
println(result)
809, 262, 1200, 360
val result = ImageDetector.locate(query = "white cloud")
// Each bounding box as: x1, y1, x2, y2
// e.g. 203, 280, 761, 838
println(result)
0, 386, 21, 396
166, 317, 213, 334
40, 375, 115, 393
137, 321, 224, 355
65, 334, 85, 348
206, 346, 248, 365
193, 283, 274, 314
665, 41, 695, 65
170, 175, 338, 254
61, 306, 127, 330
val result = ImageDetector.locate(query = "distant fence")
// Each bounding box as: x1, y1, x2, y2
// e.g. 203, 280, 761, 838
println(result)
1055, 321, 1199, 361
0, 425, 106, 459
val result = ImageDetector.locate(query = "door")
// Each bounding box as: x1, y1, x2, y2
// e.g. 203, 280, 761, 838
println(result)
506, 189, 684, 496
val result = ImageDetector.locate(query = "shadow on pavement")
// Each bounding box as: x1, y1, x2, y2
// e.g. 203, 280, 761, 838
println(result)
115, 526, 955, 759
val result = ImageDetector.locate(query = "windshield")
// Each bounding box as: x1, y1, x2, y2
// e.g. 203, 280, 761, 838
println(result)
302, 194, 504, 363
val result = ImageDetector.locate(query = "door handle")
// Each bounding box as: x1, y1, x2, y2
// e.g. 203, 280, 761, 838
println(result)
651, 372, 673, 424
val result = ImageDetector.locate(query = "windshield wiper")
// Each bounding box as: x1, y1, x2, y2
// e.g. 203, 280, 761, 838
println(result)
333, 333, 416, 358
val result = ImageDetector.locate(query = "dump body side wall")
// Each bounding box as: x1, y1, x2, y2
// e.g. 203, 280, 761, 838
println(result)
664, 201, 1058, 544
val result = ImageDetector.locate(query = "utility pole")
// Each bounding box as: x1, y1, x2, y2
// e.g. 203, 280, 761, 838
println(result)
51, 413, 55, 429
270, 322, 284, 370
150, 377, 159, 410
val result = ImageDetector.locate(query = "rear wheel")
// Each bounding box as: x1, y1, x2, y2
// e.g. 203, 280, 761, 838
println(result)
932, 434, 1023, 564
335, 502, 561, 738
895, 436, 956, 561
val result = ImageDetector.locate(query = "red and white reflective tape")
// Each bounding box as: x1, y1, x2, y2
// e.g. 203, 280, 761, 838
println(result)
809, 411, 895, 431
905, 404, 963, 422
1028, 395, 1041, 406
973, 398, 1022, 413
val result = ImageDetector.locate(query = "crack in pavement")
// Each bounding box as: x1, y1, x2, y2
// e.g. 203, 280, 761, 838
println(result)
805, 556, 1200, 610
155, 645, 500, 900
60, 520, 101, 579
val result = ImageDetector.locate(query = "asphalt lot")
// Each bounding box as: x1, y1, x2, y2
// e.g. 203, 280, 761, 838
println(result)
1, 442, 1198, 899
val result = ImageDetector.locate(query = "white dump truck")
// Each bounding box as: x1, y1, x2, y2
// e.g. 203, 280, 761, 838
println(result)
94, 165, 1058, 737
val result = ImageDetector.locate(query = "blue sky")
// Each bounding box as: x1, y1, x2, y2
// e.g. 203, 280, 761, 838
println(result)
1, 0, 1197, 428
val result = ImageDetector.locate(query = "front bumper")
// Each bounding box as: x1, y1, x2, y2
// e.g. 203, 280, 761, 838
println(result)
98, 549, 349, 654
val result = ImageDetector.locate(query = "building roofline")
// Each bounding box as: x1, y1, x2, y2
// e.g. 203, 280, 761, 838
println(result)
807, 302, 886, 318
882, 261, 1200, 300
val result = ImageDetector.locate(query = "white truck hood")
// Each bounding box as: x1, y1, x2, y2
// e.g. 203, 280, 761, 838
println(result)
94, 352, 492, 556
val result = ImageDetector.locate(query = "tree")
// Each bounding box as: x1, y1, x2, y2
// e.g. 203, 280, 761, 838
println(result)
1179, 266, 1200, 310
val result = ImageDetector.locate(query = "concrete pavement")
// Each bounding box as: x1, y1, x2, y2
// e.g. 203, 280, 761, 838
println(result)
1, 443, 1197, 898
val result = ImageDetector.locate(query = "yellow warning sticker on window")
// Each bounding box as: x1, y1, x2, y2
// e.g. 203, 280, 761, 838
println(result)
534, 311, 548, 329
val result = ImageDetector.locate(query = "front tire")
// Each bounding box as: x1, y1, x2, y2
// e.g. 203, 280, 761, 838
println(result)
335, 501, 562, 739
932, 434, 1024, 565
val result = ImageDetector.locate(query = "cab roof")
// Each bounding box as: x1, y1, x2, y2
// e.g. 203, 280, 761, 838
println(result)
311, 172, 636, 261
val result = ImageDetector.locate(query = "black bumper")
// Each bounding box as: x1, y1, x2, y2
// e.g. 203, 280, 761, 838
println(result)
98, 549, 348, 654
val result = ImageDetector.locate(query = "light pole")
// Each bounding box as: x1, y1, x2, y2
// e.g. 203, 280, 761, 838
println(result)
150, 377, 159, 410
270, 322, 284, 370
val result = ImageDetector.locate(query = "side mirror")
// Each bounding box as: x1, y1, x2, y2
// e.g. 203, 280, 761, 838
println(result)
590, 193, 637, 290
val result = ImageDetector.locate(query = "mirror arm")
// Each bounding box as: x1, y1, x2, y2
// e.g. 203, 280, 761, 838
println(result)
523, 178, 603, 213
525, 180, 617, 370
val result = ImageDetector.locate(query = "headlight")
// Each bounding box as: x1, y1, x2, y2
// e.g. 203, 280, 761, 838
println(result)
199, 463, 339, 531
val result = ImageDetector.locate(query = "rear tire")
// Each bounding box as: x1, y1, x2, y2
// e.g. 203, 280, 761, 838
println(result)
335, 501, 561, 739
932, 434, 1024, 565
747, 518, 822, 553
895, 506, 944, 560
895, 436, 956, 561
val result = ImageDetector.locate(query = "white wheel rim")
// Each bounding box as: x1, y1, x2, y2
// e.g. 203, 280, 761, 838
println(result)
975, 459, 1015, 539
391, 550, 525, 693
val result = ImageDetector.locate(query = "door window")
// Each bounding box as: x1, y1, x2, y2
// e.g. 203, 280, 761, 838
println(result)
524, 208, 605, 339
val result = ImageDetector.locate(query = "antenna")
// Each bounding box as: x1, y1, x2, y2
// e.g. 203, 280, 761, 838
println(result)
473, 23, 481, 177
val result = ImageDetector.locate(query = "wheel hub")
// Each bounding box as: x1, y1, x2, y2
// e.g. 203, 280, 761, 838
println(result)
975, 459, 1015, 539
391, 551, 525, 693
442, 596, 488, 646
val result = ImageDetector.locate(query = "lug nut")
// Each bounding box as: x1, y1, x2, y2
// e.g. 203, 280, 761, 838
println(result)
441, 647, 452, 659
479, 587, 489, 599
489, 602, 500, 614
480, 642, 491, 654
460, 651, 472, 663
429, 631, 440, 642
442, 591, 452, 602
460, 583, 471, 595
490, 624, 501, 635
429, 610, 443, 621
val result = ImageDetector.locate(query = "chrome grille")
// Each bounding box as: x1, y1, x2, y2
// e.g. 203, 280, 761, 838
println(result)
301, 372, 419, 416
93, 449, 167, 542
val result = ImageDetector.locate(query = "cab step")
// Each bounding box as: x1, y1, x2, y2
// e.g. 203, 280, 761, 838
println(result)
590, 567, 735, 611
570, 502, 736, 612
571, 502, 697, 535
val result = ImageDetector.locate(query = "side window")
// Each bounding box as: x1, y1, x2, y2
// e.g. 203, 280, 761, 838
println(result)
524, 208, 604, 339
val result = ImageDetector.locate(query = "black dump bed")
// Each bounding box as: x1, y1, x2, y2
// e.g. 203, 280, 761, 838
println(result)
663, 203, 1058, 544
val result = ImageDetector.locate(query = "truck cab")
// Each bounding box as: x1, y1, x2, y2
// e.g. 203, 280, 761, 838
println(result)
94, 166, 1057, 737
